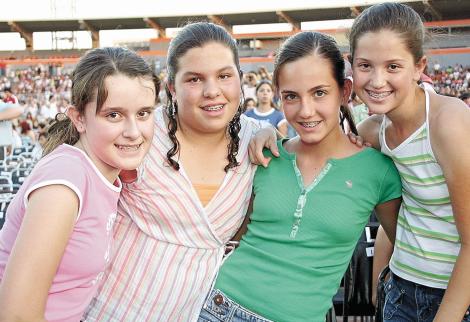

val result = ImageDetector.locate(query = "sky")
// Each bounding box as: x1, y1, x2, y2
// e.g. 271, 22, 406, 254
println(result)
0, 0, 417, 50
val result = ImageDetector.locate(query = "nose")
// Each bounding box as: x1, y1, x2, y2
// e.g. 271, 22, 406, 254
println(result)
370, 69, 387, 89
123, 117, 141, 140
298, 97, 316, 118
203, 78, 221, 98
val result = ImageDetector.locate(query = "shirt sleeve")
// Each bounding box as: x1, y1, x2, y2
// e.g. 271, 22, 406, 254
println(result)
377, 158, 402, 204
22, 153, 88, 219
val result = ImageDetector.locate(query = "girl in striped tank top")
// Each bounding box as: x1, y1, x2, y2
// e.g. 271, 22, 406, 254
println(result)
349, 3, 470, 322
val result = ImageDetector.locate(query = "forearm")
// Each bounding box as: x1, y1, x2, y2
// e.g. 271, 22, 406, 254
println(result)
372, 226, 393, 305
433, 244, 470, 321
0, 311, 47, 322
0, 105, 23, 120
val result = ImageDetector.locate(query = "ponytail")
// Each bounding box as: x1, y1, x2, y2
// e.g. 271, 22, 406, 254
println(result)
42, 113, 79, 156
340, 105, 358, 135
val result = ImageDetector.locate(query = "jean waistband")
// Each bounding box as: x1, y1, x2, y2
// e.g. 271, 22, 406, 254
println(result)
391, 272, 445, 293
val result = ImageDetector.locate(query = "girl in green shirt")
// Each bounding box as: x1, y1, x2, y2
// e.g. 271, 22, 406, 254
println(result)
198, 31, 402, 322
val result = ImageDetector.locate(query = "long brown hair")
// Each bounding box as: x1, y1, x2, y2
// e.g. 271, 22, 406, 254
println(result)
43, 47, 159, 155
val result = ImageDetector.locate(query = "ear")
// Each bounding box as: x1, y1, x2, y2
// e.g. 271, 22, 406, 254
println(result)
66, 105, 86, 133
414, 55, 428, 82
341, 78, 353, 107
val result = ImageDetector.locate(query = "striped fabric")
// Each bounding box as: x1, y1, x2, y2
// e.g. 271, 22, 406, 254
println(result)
84, 107, 259, 321
380, 90, 459, 288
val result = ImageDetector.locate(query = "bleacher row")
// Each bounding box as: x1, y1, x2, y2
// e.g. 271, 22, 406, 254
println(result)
0, 145, 36, 229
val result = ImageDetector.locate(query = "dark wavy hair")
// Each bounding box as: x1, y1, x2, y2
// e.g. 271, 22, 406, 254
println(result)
43, 47, 159, 155
165, 22, 244, 172
273, 31, 357, 135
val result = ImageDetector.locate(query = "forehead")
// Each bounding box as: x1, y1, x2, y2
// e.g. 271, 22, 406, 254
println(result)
176, 42, 237, 74
278, 54, 336, 89
258, 83, 272, 90
354, 30, 414, 61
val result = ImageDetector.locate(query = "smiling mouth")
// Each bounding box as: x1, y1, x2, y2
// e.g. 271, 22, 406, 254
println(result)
202, 104, 224, 111
366, 90, 393, 100
299, 121, 322, 128
115, 143, 142, 151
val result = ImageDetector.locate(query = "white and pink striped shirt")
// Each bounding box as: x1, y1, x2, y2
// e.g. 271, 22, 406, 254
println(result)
84, 107, 259, 322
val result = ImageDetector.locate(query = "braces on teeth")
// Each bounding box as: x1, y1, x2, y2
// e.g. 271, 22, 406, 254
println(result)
204, 105, 223, 111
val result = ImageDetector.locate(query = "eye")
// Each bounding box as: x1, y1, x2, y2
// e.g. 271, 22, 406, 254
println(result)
137, 109, 153, 119
106, 112, 122, 121
314, 90, 326, 98
388, 64, 400, 71
188, 77, 201, 83
282, 93, 297, 101
357, 62, 370, 70
219, 73, 231, 80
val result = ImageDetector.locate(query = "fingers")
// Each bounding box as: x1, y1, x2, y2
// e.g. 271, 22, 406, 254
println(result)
248, 128, 279, 167
267, 136, 279, 158
347, 131, 358, 144
355, 135, 364, 147
347, 131, 368, 148
249, 140, 272, 167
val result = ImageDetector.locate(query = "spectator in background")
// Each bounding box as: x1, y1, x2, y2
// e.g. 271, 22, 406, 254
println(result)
19, 120, 36, 146
242, 71, 258, 100
245, 80, 288, 137
257, 66, 272, 81
243, 97, 256, 111
0, 98, 23, 159
2, 88, 18, 104
31, 131, 47, 161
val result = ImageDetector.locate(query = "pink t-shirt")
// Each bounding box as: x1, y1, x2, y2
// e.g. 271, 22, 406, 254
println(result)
0, 144, 122, 322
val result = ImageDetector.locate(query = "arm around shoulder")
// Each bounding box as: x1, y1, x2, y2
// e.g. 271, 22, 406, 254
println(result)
356, 114, 383, 150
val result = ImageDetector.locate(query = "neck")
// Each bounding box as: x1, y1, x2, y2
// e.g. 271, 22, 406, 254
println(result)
74, 139, 120, 184
256, 104, 272, 113
386, 86, 426, 133
177, 123, 228, 148
292, 127, 352, 162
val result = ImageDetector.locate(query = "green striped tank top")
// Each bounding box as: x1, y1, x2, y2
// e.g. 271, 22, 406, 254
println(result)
379, 90, 458, 288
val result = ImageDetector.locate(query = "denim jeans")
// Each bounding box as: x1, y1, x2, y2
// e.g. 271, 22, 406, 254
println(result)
383, 273, 470, 322
198, 289, 272, 322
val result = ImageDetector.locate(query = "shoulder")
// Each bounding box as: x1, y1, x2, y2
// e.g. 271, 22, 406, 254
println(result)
429, 93, 470, 144
240, 113, 262, 133
356, 114, 383, 150
244, 109, 255, 118
273, 110, 285, 120
31, 146, 90, 187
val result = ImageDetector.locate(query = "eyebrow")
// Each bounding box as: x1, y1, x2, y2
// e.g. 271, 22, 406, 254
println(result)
181, 65, 236, 77
354, 57, 408, 63
100, 106, 154, 113
280, 84, 331, 94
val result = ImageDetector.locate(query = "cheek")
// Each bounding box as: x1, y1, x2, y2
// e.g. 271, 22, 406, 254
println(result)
282, 104, 297, 121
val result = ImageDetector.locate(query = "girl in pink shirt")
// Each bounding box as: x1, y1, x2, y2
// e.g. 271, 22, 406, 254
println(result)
0, 47, 158, 322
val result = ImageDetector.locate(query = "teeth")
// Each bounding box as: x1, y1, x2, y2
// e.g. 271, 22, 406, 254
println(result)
116, 144, 141, 151
203, 104, 224, 111
300, 121, 321, 128
367, 91, 391, 99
